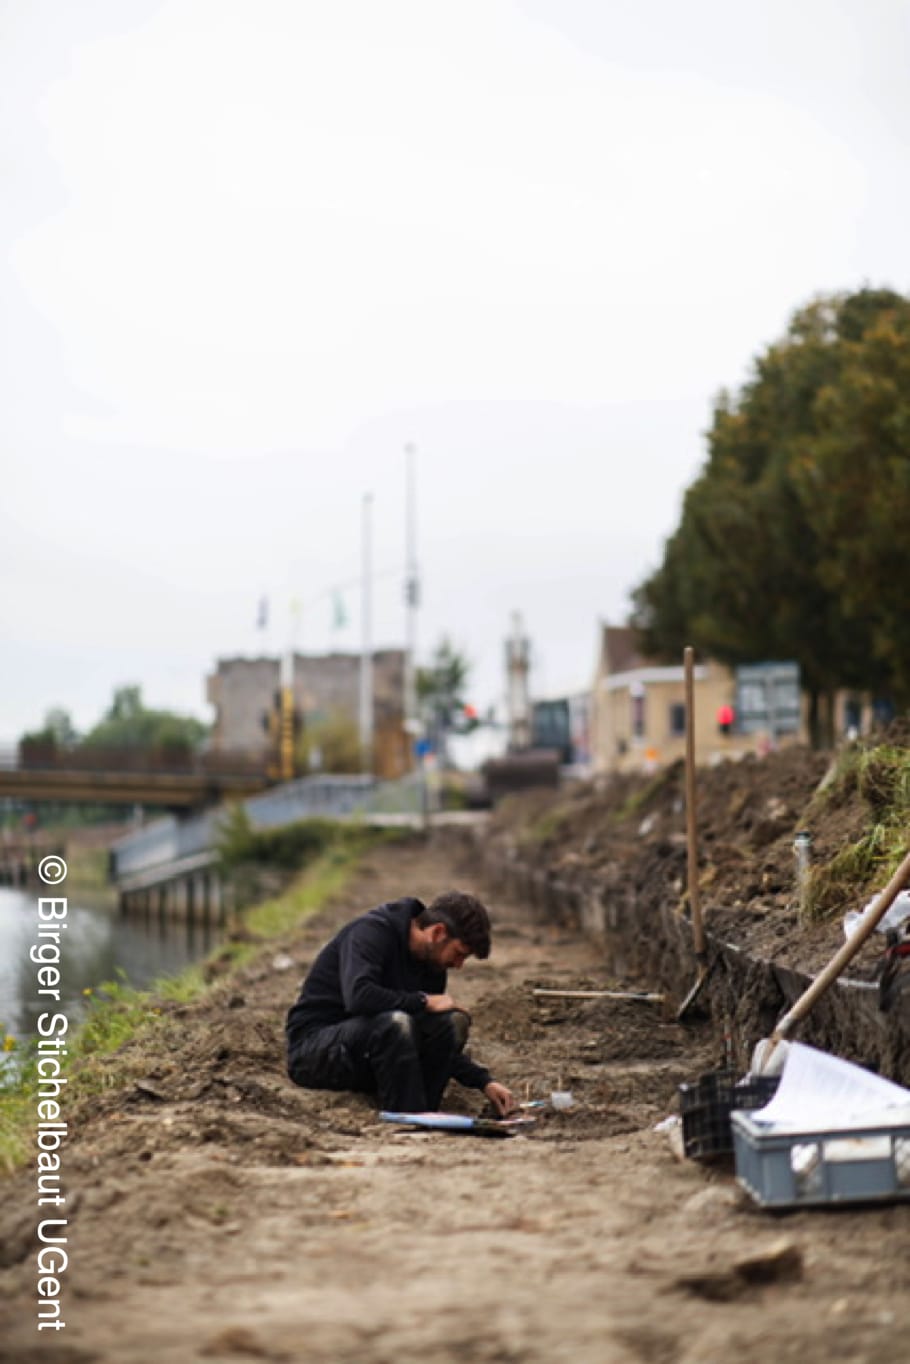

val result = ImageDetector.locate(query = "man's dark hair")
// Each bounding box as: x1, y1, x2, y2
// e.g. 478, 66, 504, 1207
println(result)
418, 891, 491, 960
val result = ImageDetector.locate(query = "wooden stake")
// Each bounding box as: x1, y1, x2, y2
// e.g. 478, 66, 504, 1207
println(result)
683, 645, 705, 965
677, 644, 711, 1020
532, 988, 664, 1003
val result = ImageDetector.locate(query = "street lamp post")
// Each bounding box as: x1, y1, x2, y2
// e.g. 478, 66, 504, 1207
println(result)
359, 492, 374, 773
404, 443, 420, 762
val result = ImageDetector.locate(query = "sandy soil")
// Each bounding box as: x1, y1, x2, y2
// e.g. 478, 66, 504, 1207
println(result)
2, 834, 910, 1363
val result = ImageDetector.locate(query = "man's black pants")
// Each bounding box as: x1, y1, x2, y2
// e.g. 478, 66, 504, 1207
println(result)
287, 1009, 470, 1112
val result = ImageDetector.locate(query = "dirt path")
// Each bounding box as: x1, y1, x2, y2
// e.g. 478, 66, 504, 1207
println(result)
2, 835, 909, 1363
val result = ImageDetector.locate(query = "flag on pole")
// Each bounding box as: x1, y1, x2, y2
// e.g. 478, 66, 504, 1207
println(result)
256, 596, 269, 630
331, 591, 348, 630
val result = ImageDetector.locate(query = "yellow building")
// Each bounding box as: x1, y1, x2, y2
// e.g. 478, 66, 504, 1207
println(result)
591, 626, 803, 773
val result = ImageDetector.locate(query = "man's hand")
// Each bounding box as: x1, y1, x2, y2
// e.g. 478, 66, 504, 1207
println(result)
424, 993, 457, 1013
483, 1081, 515, 1116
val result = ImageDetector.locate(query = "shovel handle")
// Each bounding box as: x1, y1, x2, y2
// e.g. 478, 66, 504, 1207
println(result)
772, 845, 910, 1043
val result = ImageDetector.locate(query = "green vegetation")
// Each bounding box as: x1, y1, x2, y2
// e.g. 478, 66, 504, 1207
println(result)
417, 637, 471, 724
0, 974, 166, 1172
242, 834, 395, 944
19, 685, 209, 758
632, 287, 910, 745
519, 804, 574, 847
62, 846, 116, 894
27, 706, 78, 747
296, 708, 363, 774
801, 741, 910, 920
0, 1081, 32, 1173
216, 804, 387, 872
81, 685, 209, 752
1, 804, 136, 834
417, 636, 477, 756
811, 742, 910, 816
612, 763, 682, 823
17, 685, 211, 827
0, 829, 392, 1174
438, 777, 470, 812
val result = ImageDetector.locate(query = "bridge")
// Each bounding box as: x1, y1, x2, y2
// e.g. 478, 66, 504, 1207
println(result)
0, 745, 487, 925
0, 745, 272, 810
109, 773, 440, 923
109, 775, 486, 918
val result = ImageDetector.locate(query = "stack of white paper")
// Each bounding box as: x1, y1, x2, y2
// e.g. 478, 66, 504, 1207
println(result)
748, 1042, 910, 1134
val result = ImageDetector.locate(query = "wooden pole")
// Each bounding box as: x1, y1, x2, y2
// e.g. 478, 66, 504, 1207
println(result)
676, 645, 713, 1020
532, 988, 664, 1003
684, 645, 705, 966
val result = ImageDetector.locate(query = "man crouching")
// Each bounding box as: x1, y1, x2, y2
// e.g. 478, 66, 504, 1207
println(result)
286, 891, 514, 1116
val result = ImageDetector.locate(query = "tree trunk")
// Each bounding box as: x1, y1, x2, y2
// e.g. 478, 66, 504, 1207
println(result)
820, 690, 837, 749
806, 687, 838, 750
807, 689, 822, 749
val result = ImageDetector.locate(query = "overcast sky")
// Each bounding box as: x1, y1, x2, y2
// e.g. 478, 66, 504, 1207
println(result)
3, 0, 908, 738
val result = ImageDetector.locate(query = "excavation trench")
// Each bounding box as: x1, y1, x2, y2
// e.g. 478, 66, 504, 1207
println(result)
479, 839, 910, 1085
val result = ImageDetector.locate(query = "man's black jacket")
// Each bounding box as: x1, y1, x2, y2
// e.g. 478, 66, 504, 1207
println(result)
285, 896, 491, 1090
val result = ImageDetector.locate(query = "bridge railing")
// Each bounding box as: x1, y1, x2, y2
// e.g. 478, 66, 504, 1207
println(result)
109, 772, 425, 880
243, 774, 378, 827
110, 811, 221, 877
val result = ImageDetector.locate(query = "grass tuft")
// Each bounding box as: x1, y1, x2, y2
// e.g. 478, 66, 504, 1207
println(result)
800, 740, 910, 922
612, 761, 682, 824
518, 805, 574, 847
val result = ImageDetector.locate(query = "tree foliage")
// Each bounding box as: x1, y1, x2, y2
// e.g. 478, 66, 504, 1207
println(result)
19, 707, 80, 750
417, 637, 471, 729
631, 287, 910, 741
16, 690, 209, 826
76, 686, 208, 752
295, 709, 363, 774
216, 804, 345, 871
416, 637, 474, 757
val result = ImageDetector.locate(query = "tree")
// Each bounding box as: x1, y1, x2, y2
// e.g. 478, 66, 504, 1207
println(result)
631, 287, 910, 744
81, 685, 209, 752
105, 685, 143, 723
795, 304, 910, 707
19, 707, 79, 751
296, 709, 363, 774
416, 638, 471, 755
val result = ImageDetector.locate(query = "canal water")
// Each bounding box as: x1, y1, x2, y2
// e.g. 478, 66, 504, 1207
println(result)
0, 885, 221, 1041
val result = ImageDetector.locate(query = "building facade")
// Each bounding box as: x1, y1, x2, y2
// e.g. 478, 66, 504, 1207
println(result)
206, 650, 408, 778
590, 626, 805, 773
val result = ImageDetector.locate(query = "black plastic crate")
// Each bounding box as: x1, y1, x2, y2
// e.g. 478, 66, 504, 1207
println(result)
679, 1069, 780, 1160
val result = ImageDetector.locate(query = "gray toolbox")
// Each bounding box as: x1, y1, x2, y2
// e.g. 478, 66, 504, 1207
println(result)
732, 1109, 910, 1208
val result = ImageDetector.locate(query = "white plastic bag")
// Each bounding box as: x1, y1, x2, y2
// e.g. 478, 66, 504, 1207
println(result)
842, 889, 910, 941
